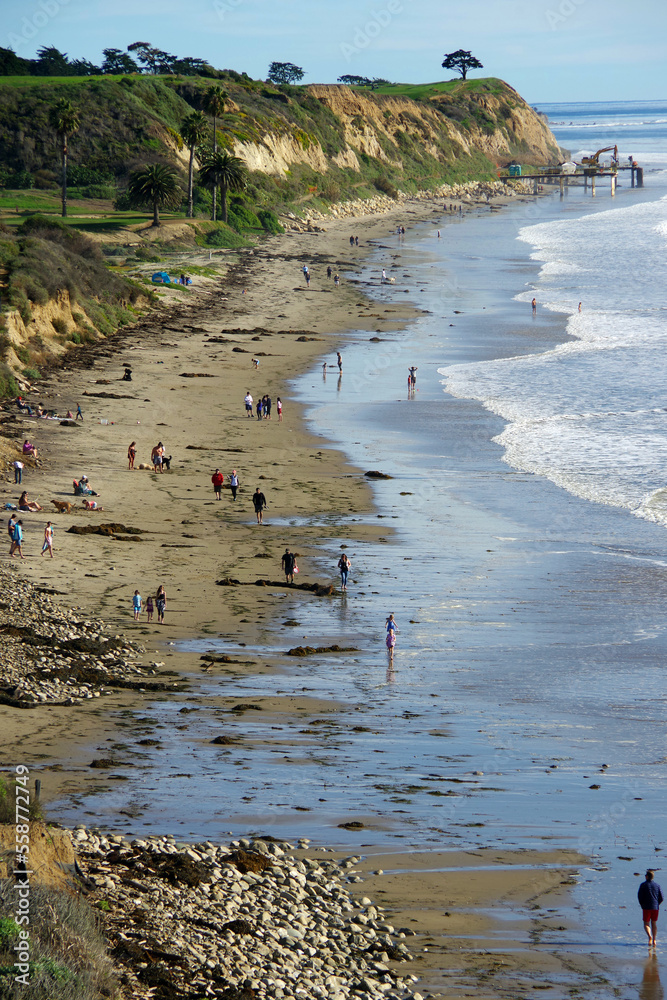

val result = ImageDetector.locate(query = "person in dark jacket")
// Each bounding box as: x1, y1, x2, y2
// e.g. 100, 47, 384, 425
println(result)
638, 869, 664, 947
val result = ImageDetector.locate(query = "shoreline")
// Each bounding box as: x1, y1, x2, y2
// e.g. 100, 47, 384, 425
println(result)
1, 186, 592, 999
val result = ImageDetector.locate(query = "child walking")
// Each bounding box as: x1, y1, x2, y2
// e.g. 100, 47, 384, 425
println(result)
133, 590, 142, 620
146, 594, 154, 623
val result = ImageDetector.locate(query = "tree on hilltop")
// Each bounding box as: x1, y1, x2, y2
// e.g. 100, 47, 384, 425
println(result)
48, 99, 80, 218
128, 42, 177, 74
199, 150, 246, 225
102, 48, 139, 74
181, 111, 209, 218
338, 74, 372, 88
127, 163, 181, 226
267, 62, 304, 85
441, 49, 483, 81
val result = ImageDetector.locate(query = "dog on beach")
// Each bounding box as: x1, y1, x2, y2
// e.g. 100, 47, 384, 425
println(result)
162, 455, 172, 471
51, 500, 73, 514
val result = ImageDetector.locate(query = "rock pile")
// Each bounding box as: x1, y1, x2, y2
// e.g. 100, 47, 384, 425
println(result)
283, 180, 520, 229
74, 830, 421, 1000
0, 567, 185, 707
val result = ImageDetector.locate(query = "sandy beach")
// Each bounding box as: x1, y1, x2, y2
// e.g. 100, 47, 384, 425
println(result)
0, 188, 595, 998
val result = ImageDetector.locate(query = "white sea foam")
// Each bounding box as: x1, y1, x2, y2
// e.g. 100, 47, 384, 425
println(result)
440, 164, 667, 528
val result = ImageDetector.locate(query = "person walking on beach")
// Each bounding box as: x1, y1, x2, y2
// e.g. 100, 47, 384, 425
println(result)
408, 366, 418, 391
128, 442, 136, 470
133, 590, 142, 621
10, 519, 24, 559
338, 552, 351, 591
639, 869, 663, 947
41, 522, 54, 558
253, 487, 267, 524
256, 398, 262, 421
302, 265, 310, 287
532, 297, 537, 314
156, 585, 166, 624
230, 470, 239, 500
212, 468, 224, 500
76, 403, 83, 422
13, 460, 23, 485
333, 273, 340, 287
385, 613, 398, 660
277, 397, 283, 422
327, 265, 332, 279
145, 594, 154, 623
282, 547, 296, 584
244, 391, 253, 417
7, 515, 17, 547
337, 352, 343, 374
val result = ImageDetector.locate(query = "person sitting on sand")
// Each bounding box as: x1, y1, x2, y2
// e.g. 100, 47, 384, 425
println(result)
65, 409, 74, 419
18, 491, 42, 512
23, 440, 38, 460
74, 476, 98, 497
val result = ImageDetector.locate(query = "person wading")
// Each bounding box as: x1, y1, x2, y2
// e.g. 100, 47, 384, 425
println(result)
639, 869, 664, 948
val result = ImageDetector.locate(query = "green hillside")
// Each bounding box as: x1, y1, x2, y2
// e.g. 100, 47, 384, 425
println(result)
0, 72, 560, 221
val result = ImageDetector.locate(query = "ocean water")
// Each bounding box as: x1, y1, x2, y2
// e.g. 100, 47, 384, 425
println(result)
441, 100, 667, 527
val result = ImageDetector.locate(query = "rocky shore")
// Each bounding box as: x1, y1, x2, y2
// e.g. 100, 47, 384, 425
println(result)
0, 565, 186, 707
282, 179, 527, 230
74, 830, 420, 1000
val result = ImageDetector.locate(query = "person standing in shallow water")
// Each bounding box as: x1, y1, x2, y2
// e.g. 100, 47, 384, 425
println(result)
639, 869, 663, 947
338, 552, 351, 591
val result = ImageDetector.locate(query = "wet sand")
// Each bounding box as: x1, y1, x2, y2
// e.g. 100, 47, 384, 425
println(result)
0, 190, 594, 998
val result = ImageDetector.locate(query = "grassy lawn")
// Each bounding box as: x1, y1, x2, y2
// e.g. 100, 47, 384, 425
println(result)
0, 74, 128, 87
369, 77, 507, 100
0, 189, 187, 229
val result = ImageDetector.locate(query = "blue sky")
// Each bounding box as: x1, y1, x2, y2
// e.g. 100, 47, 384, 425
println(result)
2, 0, 665, 102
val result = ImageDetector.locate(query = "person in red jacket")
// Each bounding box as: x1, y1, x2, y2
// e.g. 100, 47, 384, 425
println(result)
638, 870, 664, 948
211, 468, 224, 500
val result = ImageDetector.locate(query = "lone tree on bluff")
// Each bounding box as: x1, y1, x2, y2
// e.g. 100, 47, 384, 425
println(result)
441, 49, 483, 81
267, 61, 304, 85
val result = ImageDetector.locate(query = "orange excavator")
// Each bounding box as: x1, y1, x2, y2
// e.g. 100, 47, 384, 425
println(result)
579, 145, 619, 168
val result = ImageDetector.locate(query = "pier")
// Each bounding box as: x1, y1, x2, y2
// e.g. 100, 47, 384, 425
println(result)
504, 163, 643, 198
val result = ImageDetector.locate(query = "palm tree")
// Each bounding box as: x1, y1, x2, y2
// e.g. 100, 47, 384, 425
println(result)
199, 150, 247, 225
202, 86, 227, 220
180, 111, 209, 219
127, 163, 181, 226
48, 99, 80, 218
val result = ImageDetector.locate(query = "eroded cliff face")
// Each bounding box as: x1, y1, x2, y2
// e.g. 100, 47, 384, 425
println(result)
229, 82, 562, 179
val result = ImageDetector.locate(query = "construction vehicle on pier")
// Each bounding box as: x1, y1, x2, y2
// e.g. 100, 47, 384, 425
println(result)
579, 145, 619, 169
